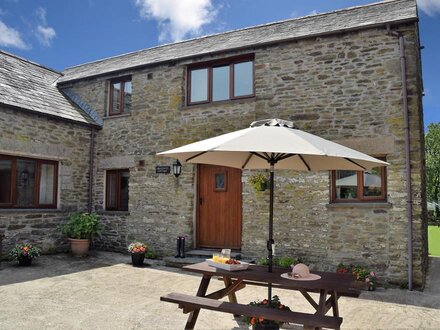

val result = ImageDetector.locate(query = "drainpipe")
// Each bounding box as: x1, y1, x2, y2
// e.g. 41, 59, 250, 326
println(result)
388, 25, 413, 291
88, 127, 95, 213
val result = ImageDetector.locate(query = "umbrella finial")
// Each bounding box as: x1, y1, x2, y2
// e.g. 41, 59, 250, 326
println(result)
250, 118, 296, 129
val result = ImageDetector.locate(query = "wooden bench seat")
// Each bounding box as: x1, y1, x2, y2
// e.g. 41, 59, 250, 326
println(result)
161, 292, 342, 329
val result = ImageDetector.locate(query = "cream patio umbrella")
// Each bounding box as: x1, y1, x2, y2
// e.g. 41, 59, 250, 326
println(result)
158, 118, 388, 301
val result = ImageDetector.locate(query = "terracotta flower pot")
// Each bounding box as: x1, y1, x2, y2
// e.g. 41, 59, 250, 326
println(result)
18, 256, 33, 266
68, 238, 90, 257
131, 253, 145, 266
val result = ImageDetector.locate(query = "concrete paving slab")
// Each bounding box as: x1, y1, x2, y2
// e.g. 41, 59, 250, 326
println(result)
0, 252, 439, 329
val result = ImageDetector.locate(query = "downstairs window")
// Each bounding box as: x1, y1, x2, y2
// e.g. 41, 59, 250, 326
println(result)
0, 155, 58, 209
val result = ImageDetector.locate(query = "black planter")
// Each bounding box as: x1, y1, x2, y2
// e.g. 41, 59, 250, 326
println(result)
18, 257, 33, 266
131, 253, 145, 266
253, 324, 279, 330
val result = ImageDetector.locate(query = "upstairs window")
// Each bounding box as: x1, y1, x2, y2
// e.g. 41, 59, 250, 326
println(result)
187, 55, 254, 105
0, 155, 58, 209
109, 77, 132, 116
106, 169, 129, 211
330, 158, 387, 203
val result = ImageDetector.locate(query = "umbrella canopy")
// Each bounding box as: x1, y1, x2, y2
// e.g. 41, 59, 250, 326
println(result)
158, 118, 388, 302
159, 119, 388, 171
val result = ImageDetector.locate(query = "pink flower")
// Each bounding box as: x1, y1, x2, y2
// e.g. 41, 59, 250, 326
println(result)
370, 271, 376, 277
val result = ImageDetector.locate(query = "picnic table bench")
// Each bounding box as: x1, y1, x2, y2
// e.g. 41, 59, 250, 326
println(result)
160, 262, 363, 330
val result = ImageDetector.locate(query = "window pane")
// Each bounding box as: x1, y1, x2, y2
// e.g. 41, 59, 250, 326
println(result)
16, 159, 36, 207
120, 171, 129, 211
335, 170, 357, 199
234, 61, 253, 97
39, 163, 55, 205
123, 81, 132, 113
107, 172, 118, 209
212, 66, 230, 101
190, 68, 208, 102
111, 82, 121, 114
0, 159, 12, 203
363, 167, 383, 197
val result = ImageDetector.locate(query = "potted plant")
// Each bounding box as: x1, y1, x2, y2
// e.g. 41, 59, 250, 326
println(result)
244, 295, 291, 330
60, 212, 102, 257
351, 265, 378, 291
248, 173, 269, 192
128, 241, 148, 266
336, 263, 378, 291
10, 243, 41, 266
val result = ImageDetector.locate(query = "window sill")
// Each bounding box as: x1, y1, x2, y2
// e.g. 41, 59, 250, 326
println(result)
180, 96, 256, 111
103, 113, 131, 120
326, 202, 392, 209
0, 209, 64, 213
97, 210, 130, 216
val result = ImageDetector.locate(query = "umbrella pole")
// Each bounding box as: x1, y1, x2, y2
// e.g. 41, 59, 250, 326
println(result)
268, 164, 275, 303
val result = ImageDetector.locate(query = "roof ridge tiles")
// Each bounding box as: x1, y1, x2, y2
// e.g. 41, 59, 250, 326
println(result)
62, 0, 412, 72
0, 49, 61, 75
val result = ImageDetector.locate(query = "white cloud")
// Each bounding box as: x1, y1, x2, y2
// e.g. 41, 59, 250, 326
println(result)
135, 0, 218, 42
417, 0, 440, 17
36, 7, 47, 25
0, 20, 29, 49
36, 25, 56, 46
34, 7, 56, 46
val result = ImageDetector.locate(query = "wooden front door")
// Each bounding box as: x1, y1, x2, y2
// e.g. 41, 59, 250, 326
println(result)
197, 164, 242, 249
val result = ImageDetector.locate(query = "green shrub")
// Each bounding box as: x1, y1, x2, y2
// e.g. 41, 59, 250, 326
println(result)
257, 256, 302, 267
145, 250, 157, 259
60, 212, 102, 239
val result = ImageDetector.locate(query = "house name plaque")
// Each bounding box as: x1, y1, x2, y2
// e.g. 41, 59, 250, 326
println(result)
156, 166, 171, 174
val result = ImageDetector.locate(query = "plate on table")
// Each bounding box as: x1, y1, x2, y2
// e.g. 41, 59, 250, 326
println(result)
206, 259, 250, 271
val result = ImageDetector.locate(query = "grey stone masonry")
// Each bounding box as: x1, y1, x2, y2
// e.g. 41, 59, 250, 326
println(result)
0, 106, 92, 255
64, 21, 426, 287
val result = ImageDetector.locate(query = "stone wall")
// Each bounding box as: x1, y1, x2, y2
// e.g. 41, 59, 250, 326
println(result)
63, 23, 426, 286
0, 107, 92, 255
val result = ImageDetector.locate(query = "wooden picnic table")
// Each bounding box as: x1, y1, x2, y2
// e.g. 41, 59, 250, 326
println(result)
161, 261, 364, 330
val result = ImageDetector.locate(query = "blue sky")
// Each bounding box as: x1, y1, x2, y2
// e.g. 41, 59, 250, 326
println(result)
0, 0, 438, 128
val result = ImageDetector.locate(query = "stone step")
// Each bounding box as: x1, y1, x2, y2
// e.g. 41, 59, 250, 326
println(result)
163, 256, 206, 268
185, 249, 242, 259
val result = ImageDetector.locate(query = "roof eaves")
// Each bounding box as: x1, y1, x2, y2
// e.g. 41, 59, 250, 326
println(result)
0, 101, 102, 129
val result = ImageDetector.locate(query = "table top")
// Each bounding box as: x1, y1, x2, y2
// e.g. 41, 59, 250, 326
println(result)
183, 262, 363, 296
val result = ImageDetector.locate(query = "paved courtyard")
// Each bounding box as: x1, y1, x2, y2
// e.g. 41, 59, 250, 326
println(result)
0, 252, 439, 329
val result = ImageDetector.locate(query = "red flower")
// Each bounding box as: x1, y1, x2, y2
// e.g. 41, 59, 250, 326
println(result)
250, 317, 256, 325
259, 316, 265, 323
262, 299, 268, 305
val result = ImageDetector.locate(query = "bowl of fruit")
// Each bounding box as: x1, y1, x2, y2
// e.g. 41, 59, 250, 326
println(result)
206, 256, 250, 271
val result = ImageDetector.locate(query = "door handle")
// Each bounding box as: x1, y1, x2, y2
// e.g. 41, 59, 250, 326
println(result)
199, 197, 203, 205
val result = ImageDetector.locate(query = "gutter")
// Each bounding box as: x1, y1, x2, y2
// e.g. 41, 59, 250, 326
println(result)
387, 25, 413, 291
88, 127, 96, 213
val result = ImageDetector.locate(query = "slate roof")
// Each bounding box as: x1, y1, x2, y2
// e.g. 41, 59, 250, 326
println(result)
59, 0, 417, 84
0, 50, 98, 126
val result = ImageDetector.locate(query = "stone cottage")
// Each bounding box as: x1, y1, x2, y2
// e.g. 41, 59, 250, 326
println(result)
0, 0, 427, 288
